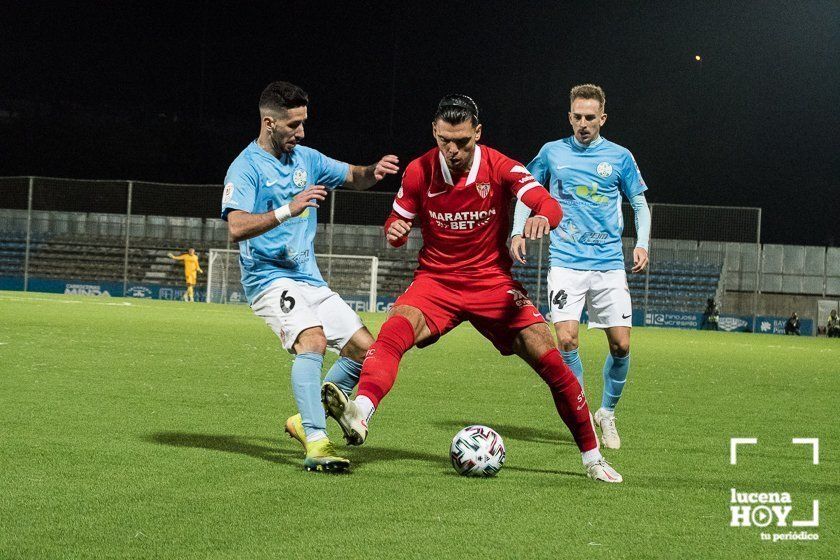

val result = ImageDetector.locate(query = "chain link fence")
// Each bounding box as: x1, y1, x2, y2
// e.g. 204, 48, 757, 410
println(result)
3, 176, 836, 332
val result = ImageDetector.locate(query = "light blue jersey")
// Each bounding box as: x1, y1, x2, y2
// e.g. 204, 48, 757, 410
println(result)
524, 136, 647, 271
222, 141, 349, 303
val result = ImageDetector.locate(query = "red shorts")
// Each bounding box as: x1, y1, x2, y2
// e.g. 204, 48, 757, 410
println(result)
394, 272, 546, 355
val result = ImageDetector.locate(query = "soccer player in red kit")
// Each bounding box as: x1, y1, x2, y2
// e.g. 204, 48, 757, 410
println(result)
322, 94, 622, 482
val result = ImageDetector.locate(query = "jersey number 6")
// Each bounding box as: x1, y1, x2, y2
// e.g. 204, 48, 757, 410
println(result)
280, 290, 296, 313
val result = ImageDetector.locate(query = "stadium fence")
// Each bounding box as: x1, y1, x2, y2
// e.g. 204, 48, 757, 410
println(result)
2, 176, 837, 334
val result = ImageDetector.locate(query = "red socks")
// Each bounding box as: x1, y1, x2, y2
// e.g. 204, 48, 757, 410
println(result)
534, 349, 598, 453
357, 318, 596, 455
357, 315, 416, 407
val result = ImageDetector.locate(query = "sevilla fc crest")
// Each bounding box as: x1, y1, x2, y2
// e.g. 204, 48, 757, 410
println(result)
476, 182, 491, 198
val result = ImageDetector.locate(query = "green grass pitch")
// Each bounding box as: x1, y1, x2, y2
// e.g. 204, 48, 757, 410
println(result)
0, 291, 837, 559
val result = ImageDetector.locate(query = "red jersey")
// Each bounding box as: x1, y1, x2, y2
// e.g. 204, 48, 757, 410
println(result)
392, 145, 546, 278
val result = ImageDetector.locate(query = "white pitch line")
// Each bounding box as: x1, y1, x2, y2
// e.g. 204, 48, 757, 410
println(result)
0, 296, 80, 304
0, 295, 133, 307
0, 294, 254, 313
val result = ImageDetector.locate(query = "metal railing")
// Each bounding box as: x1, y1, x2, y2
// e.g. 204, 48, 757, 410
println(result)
10, 176, 838, 329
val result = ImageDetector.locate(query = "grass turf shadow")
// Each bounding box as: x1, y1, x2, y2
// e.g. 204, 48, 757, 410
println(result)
145, 431, 585, 479
504, 465, 587, 478
144, 431, 449, 471
145, 431, 300, 466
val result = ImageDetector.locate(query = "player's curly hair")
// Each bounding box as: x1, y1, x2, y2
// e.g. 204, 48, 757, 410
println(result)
434, 94, 480, 126
259, 81, 309, 114
570, 84, 605, 110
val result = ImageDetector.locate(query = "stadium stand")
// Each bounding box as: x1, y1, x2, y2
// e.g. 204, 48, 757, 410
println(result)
7, 179, 839, 333
0, 237, 212, 288
511, 258, 723, 313
628, 260, 721, 312
2, 207, 726, 311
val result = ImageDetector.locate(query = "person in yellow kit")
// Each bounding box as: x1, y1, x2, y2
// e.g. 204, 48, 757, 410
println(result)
168, 248, 203, 302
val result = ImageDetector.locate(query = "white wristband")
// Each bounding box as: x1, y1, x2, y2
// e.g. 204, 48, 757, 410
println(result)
273, 204, 292, 224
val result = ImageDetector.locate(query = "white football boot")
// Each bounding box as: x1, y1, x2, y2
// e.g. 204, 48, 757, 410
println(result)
594, 408, 621, 449
585, 458, 623, 483
321, 382, 368, 445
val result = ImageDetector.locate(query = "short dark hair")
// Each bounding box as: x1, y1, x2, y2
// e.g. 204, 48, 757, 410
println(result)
259, 81, 309, 114
434, 94, 479, 126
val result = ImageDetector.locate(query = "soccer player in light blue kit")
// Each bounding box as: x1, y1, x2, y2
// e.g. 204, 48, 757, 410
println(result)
222, 81, 399, 472
510, 84, 651, 449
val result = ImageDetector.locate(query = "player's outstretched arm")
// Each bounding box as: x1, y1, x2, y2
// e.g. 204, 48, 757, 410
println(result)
227, 185, 327, 242
344, 155, 400, 191
510, 215, 553, 264
629, 193, 651, 273
509, 188, 560, 264
509, 235, 526, 264
509, 200, 532, 264
508, 183, 559, 264
384, 211, 412, 247
504, 159, 560, 233
632, 246, 649, 273
520, 187, 561, 229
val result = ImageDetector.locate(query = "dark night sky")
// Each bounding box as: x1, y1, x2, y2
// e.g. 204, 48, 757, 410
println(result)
1, 1, 838, 246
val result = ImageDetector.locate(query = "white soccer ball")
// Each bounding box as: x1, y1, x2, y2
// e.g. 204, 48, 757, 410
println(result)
450, 425, 506, 477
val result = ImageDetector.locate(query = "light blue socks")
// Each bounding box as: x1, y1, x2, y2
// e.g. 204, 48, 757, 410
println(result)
560, 348, 585, 389
324, 357, 362, 397
291, 352, 327, 439
561, 348, 630, 411
601, 353, 630, 411
292, 353, 363, 440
